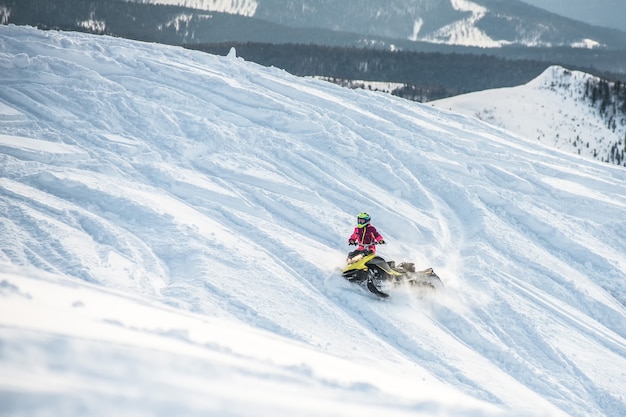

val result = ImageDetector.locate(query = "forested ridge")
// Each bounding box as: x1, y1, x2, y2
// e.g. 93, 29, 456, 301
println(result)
191, 42, 550, 101
583, 77, 626, 164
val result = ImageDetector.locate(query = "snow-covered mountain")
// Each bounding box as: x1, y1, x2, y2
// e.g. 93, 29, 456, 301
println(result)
1, 25, 626, 417
430, 66, 626, 167
122, 0, 626, 49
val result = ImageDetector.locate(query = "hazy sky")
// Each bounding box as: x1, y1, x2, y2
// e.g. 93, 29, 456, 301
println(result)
521, 0, 625, 31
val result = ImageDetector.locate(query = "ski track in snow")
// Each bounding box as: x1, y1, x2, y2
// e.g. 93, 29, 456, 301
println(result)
1, 25, 626, 417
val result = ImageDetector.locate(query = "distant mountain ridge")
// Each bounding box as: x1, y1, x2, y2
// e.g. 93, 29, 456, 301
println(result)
430, 66, 626, 167
125, 0, 626, 49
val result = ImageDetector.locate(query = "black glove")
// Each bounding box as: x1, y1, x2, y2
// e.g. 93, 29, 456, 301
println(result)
348, 239, 357, 245
377, 240, 385, 244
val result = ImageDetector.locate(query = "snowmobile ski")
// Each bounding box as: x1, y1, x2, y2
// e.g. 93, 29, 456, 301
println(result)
366, 276, 390, 298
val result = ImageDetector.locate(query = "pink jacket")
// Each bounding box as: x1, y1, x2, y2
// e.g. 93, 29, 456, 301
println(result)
349, 224, 384, 246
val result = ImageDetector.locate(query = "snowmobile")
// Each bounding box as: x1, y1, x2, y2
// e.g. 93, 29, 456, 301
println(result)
342, 244, 443, 298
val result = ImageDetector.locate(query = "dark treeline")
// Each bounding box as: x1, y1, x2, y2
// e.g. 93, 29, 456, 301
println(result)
190, 43, 548, 101
583, 77, 626, 165
585, 78, 626, 117
190, 42, 625, 102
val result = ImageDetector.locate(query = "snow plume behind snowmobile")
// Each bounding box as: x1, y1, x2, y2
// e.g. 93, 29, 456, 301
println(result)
342, 246, 443, 298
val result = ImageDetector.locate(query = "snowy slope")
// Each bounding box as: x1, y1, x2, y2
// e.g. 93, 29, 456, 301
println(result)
430, 66, 626, 167
1, 25, 626, 417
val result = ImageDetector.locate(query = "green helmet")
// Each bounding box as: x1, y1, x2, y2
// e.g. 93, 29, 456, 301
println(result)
357, 212, 371, 228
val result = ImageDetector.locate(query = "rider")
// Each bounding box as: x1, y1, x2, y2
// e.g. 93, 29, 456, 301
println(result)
348, 212, 385, 253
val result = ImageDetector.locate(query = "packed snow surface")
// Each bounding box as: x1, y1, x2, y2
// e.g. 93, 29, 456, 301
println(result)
1, 25, 625, 417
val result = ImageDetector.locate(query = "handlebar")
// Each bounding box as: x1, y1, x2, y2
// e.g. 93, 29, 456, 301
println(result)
350, 242, 384, 247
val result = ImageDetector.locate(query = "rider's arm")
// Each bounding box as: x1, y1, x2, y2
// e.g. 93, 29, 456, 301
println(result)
348, 227, 359, 243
